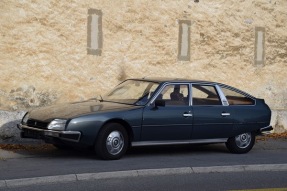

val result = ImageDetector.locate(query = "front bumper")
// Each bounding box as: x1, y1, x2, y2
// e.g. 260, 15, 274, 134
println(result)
17, 124, 81, 143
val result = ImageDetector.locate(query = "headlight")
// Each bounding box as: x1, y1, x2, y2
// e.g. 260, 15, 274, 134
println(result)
22, 112, 29, 124
47, 119, 67, 131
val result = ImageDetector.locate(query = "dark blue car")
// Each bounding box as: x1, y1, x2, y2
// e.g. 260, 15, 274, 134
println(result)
18, 78, 273, 160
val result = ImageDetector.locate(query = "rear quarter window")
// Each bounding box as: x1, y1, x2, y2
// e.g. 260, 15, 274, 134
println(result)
220, 87, 255, 105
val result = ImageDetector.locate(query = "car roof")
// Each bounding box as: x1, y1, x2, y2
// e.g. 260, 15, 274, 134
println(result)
131, 77, 218, 84
128, 77, 255, 98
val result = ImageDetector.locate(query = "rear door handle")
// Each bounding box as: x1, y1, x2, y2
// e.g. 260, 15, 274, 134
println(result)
221, 112, 230, 116
183, 111, 192, 117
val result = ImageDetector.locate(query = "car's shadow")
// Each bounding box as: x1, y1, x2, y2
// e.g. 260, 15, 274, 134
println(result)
1, 143, 229, 160
126, 144, 229, 158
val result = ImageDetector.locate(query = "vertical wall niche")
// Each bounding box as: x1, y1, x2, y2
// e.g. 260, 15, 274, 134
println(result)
178, 20, 191, 61
87, 9, 103, 56
254, 27, 265, 66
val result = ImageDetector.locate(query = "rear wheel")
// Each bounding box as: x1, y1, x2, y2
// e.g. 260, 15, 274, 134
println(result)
225, 132, 255, 154
95, 123, 128, 160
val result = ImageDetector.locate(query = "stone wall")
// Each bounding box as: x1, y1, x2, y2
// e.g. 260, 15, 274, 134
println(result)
0, 0, 286, 132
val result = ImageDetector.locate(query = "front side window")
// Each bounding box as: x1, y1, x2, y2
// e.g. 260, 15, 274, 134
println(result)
155, 84, 189, 106
192, 85, 222, 105
220, 87, 255, 105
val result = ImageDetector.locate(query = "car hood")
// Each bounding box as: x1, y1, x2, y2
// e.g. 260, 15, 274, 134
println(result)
28, 100, 137, 122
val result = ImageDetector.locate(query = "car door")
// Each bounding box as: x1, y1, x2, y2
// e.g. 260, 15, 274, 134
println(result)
191, 84, 234, 139
141, 83, 193, 141
219, 86, 258, 135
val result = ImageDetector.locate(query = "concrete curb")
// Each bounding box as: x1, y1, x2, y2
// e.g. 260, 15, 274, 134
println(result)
5, 174, 76, 188
1, 164, 287, 188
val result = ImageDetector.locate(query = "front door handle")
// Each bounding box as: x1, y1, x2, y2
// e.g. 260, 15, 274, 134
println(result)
221, 112, 230, 116
183, 111, 193, 117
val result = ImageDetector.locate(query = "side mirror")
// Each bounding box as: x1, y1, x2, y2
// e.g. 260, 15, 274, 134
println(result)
154, 100, 165, 107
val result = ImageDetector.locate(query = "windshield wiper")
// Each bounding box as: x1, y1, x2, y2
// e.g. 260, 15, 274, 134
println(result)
102, 100, 134, 105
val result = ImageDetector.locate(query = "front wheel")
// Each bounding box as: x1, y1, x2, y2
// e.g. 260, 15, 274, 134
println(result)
225, 132, 255, 154
95, 123, 128, 160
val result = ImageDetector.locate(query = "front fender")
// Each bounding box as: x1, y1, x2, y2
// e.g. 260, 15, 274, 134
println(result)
66, 107, 144, 146
67, 115, 104, 146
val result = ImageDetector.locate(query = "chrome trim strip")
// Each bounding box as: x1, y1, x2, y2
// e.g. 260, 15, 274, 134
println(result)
194, 122, 233, 125
143, 124, 192, 127
189, 83, 192, 106
144, 122, 233, 127
215, 85, 229, 106
148, 82, 170, 105
18, 124, 81, 142
221, 113, 231, 116
131, 138, 228, 147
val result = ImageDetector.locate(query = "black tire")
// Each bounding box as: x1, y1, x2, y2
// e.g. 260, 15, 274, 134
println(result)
95, 123, 128, 160
225, 132, 255, 154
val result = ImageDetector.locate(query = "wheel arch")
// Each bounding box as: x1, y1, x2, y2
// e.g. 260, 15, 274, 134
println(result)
95, 119, 134, 146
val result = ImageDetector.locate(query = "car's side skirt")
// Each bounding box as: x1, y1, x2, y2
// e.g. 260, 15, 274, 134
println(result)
131, 138, 228, 147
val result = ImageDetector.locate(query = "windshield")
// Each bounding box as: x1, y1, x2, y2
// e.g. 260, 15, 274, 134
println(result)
103, 80, 159, 105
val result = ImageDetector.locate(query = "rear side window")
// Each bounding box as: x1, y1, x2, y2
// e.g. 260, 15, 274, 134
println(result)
220, 87, 255, 105
192, 85, 222, 105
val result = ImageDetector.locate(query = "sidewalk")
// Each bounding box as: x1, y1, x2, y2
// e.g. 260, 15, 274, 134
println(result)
1, 164, 287, 189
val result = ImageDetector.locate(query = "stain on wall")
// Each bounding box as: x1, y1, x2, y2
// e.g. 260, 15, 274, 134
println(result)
0, 86, 57, 110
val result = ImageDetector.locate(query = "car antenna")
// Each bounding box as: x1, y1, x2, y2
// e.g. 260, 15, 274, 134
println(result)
99, 95, 103, 101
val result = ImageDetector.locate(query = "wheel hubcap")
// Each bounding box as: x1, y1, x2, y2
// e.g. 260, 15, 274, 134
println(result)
106, 131, 124, 155
235, 132, 251, 149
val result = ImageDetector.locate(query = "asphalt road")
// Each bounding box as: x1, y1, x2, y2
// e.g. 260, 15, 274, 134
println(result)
1, 171, 287, 191
0, 138, 286, 181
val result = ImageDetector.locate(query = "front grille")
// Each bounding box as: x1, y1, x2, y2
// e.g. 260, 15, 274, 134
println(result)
27, 119, 48, 129
21, 129, 44, 139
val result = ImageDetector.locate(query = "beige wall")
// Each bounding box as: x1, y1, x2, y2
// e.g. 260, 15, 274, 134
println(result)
0, 0, 286, 129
